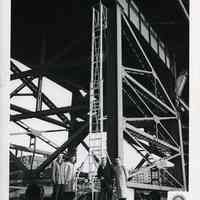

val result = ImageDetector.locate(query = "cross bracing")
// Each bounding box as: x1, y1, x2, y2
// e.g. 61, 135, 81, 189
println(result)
118, 10, 188, 190
10, 0, 189, 195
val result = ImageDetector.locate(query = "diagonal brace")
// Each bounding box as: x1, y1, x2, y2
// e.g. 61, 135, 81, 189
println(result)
11, 63, 71, 126
34, 122, 89, 176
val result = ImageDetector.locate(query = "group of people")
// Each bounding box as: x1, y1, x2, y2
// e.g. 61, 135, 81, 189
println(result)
24, 154, 129, 200
51, 154, 76, 200
52, 155, 129, 200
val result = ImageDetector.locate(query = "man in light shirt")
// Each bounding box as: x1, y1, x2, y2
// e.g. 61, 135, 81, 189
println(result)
52, 154, 64, 200
62, 155, 76, 200
52, 154, 76, 200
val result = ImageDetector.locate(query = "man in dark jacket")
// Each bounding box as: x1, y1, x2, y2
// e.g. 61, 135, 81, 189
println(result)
25, 183, 44, 200
97, 157, 114, 200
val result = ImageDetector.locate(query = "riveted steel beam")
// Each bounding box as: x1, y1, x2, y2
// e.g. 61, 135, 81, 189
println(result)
11, 104, 87, 121
34, 122, 89, 176
11, 104, 66, 128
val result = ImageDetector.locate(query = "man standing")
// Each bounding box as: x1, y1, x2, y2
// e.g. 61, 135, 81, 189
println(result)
62, 155, 76, 200
97, 157, 114, 200
25, 183, 44, 200
52, 154, 64, 200
113, 158, 128, 200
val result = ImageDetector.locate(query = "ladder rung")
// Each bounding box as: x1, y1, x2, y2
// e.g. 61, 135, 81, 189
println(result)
91, 149, 102, 152
89, 138, 102, 141
90, 147, 102, 150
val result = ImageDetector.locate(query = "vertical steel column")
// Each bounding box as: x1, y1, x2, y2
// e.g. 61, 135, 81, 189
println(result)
29, 135, 36, 170
106, 3, 123, 162
0, 0, 10, 198
99, 3, 104, 134
177, 115, 187, 190
36, 36, 45, 111
69, 91, 82, 157
30, 35, 46, 170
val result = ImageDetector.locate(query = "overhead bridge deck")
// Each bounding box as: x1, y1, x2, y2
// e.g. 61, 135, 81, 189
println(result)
10, 0, 189, 197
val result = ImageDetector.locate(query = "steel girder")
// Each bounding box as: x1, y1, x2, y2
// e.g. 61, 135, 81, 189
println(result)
106, 2, 124, 162
11, 104, 87, 121
10, 144, 51, 156
34, 121, 89, 176
11, 104, 66, 128
105, 2, 187, 191
10, 69, 93, 178
9, 1, 188, 193
10, 122, 89, 179
10, 59, 92, 181
122, 12, 186, 189
10, 77, 35, 98
11, 62, 71, 127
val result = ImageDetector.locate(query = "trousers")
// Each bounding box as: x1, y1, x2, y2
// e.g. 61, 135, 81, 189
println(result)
62, 192, 75, 200
52, 184, 65, 200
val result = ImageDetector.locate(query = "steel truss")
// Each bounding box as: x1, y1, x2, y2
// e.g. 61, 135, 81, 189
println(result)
10, 58, 92, 180
9, 1, 188, 194
109, 7, 187, 190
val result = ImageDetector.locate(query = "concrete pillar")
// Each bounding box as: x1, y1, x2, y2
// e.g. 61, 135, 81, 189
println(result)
0, 0, 10, 199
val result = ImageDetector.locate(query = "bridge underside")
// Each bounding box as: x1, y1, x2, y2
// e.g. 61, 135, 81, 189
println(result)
10, 0, 189, 195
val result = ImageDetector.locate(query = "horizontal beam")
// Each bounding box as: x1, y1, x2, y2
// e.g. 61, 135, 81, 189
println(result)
125, 116, 177, 122
10, 129, 66, 136
11, 104, 67, 128
10, 178, 51, 185
11, 128, 62, 150
12, 93, 33, 96
127, 182, 182, 191
11, 104, 88, 121
10, 144, 51, 156
34, 121, 89, 175
11, 70, 37, 80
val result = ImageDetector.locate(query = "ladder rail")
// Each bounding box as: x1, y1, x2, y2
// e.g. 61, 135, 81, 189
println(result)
89, 2, 107, 178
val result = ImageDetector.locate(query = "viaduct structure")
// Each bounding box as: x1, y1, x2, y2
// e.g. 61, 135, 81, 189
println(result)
10, 0, 189, 199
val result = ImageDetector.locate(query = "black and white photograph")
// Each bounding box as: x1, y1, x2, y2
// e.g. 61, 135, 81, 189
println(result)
1, 0, 196, 199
